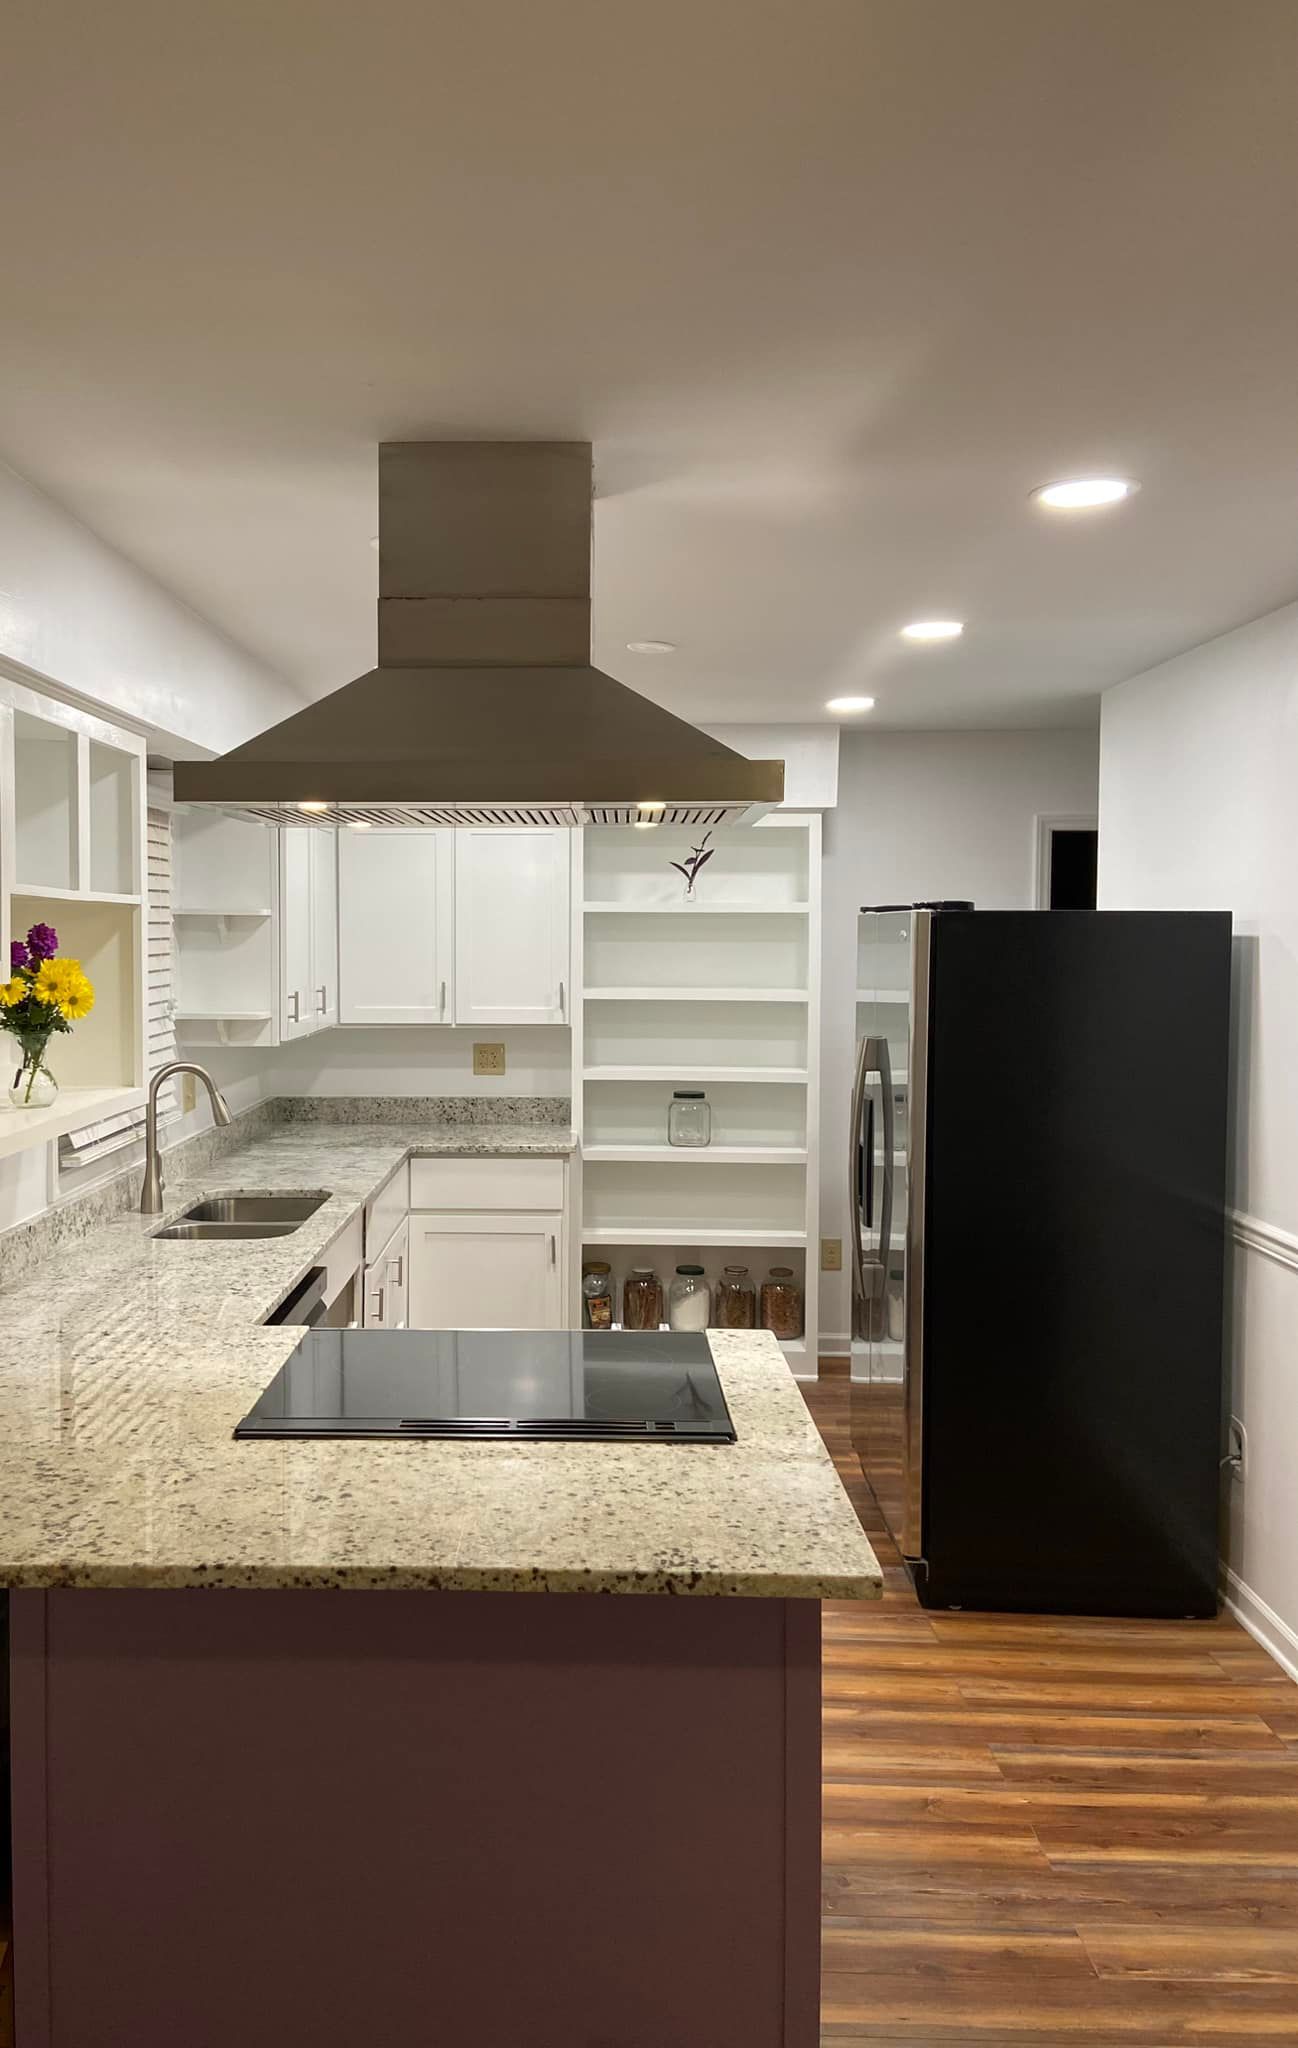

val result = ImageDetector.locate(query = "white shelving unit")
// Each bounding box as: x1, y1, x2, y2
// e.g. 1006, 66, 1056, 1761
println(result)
573, 814, 822, 1376
0, 672, 148, 1156
172, 812, 281, 1048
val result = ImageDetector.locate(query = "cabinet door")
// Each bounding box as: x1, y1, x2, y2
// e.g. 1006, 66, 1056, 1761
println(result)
338, 828, 453, 1026
453, 827, 570, 1025
279, 827, 314, 1039
310, 829, 339, 1030
408, 1212, 563, 1330
364, 1215, 409, 1330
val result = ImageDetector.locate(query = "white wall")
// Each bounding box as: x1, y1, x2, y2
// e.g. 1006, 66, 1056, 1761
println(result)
273, 1026, 572, 1100
0, 456, 301, 753
820, 727, 1100, 1343
1098, 601, 1298, 1669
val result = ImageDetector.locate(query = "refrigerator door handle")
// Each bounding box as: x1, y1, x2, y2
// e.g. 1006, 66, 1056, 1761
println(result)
872, 1035, 895, 1295
849, 1031, 871, 1326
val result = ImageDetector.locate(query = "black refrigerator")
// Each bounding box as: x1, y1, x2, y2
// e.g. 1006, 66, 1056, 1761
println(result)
849, 907, 1232, 1617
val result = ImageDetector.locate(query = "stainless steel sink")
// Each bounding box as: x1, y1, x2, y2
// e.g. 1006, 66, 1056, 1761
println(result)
152, 1192, 328, 1242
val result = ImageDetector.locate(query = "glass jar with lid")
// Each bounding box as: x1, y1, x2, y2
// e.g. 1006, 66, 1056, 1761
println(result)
667, 1090, 711, 1148
622, 1267, 663, 1332
715, 1265, 756, 1328
581, 1260, 613, 1329
760, 1266, 803, 1340
667, 1264, 711, 1331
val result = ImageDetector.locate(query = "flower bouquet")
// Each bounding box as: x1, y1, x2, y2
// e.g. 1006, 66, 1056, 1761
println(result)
0, 924, 94, 1109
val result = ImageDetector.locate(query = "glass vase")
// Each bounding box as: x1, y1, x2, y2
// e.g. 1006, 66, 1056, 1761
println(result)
8, 1051, 58, 1110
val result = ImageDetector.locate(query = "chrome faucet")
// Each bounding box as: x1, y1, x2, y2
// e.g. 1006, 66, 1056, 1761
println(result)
139, 1060, 233, 1215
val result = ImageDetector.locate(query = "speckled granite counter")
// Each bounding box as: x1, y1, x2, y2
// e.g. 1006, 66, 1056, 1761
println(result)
0, 1118, 881, 1600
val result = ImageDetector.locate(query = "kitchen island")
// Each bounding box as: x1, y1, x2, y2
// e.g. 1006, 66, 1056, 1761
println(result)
0, 1116, 881, 2048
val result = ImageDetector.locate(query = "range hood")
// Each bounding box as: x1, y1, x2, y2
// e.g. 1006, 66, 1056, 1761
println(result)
173, 442, 783, 828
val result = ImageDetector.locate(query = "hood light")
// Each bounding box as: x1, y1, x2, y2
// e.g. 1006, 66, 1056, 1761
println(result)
347, 819, 373, 831
298, 801, 330, 814
634, 801, 666, 829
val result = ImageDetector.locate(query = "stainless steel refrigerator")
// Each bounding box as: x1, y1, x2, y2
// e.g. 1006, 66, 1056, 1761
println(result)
849, 905, 1232, 1616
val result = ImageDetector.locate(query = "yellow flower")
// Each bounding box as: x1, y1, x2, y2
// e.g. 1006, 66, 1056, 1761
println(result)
0, 976, 26, 1007
32, 958, 95, 1020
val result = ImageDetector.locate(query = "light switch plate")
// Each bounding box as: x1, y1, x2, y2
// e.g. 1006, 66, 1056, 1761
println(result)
820, 1237, 842, 1272
473, 1042, 506, 1077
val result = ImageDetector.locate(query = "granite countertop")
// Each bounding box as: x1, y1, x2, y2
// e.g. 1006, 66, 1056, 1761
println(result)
0, 1119, 882, 1601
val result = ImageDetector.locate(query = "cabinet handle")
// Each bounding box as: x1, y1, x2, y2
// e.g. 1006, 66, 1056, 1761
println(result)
558, 979, 565, 1017
368, 1284, 386, 1325
316, 984, 327, 1015
387, 1252, 404, 1287
549, 1233, 557, 1266
439, 980, 447, 1016
288, 991, 300, 1025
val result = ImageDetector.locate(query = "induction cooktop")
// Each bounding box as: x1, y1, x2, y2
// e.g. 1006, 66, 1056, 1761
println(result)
234, 1329, 737, 1443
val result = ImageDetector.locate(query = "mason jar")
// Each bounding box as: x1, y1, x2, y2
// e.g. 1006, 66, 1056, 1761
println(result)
667, 1090, 711, 1148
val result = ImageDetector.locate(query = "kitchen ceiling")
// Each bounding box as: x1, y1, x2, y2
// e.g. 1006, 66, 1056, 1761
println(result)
1, 0, 1295, 731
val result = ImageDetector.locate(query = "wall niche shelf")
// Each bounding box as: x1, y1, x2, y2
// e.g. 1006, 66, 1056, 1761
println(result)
1, 676, 149, 1157
572, 813, 822, 1378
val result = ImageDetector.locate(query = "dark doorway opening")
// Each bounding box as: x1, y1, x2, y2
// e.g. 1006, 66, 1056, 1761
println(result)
1048, 828, 1098, 909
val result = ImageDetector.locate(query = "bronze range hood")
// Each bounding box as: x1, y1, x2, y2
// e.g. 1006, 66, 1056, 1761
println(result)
174, 442, 783, 828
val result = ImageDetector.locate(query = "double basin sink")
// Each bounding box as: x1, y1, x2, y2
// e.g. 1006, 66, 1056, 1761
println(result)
153, 1192, 328, 1242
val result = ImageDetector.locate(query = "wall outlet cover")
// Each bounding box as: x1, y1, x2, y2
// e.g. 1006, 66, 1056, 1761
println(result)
820, 1237, 842, 1272
473, 1042, 507, 1077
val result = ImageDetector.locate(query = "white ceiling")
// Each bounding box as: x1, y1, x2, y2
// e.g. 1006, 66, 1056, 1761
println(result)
1, 0, 1295, 730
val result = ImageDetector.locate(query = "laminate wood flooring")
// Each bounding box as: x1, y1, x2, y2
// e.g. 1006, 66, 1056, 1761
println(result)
803, 1371, 1298, 2046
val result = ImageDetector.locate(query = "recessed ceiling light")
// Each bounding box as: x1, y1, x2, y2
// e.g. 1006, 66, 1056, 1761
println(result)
825, 695, 876, 714
298, 800, 330, 814
1031, 476, 1139, 510
899, 620, 964, 642
626, 640, 676, 655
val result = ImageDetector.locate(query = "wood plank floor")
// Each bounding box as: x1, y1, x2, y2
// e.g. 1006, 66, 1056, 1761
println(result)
802, 1372, 1298, 2046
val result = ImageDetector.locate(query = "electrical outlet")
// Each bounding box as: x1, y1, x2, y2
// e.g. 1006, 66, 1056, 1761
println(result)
473, 1042, 506, 1077
1226, 1415, 1248, 1483
821, 1237, 842, 1272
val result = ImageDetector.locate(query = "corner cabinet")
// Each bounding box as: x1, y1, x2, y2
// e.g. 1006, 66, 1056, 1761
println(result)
338, 828, 454, 1026
453, 827, 570, 1026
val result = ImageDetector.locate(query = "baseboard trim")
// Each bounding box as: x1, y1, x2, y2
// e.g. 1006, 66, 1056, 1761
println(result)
1222, 1566, 1298, 1685
818, 1332, 850, 1358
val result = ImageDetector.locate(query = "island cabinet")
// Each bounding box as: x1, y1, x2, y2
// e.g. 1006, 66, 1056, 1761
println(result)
406, 1156, 566, 1328
6, 1587, 823, 2048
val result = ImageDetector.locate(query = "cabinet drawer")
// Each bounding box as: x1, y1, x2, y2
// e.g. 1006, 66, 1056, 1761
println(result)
365, 1159, 410, 1256
409, 1154, 565, 1212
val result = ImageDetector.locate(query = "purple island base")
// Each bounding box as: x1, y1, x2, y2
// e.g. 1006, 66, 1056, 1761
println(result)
9, 1586, 822, 2047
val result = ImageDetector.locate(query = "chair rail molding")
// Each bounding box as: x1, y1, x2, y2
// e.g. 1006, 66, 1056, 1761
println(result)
1230, 1208, 1298, 1272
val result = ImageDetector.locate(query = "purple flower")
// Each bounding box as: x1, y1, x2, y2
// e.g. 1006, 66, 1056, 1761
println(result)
10, 940, 29, 971
26, 923, 58, 963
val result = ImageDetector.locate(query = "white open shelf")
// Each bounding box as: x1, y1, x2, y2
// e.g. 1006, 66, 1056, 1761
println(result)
583, 1227, 808, 1248
0, 1084, 146, 1163
583, 1065, 808, 1084
174, 907, 272, 919
607, 1319, 806, 1363
582, 901, 810, 916
582, 1145, 807, 1165
175, 1010, 274, 1022
12, 882, 141, 907
584, 987, 809, 1004
856, 986, 910, 1003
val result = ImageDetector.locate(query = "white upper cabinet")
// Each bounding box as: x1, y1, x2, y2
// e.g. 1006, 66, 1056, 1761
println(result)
453, 827, 570, 1026
310, 829, 339, 1030
338, 827, 453, 1026
280, 826, 339, 1040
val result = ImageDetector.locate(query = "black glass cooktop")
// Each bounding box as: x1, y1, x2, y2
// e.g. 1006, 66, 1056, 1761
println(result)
235, 1329, 737, 1443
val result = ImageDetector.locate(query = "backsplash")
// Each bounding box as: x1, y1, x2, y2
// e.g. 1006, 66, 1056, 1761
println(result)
0, 1094, 571, 1295
276, 1095, 571, 1126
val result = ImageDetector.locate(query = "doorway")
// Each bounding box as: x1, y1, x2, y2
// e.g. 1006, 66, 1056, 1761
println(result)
1035, 814, 1098, 909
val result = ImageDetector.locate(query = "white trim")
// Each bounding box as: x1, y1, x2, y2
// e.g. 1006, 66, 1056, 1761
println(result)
1032, 811, 1098, 910
1222, 1568, 1298, 1686
1231, 1208, 1298, 1272
818, 1331, 850, 1359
